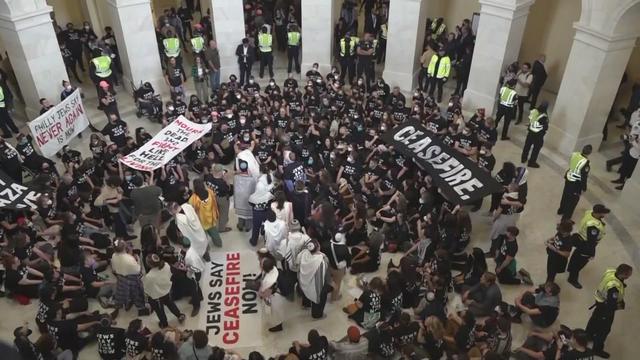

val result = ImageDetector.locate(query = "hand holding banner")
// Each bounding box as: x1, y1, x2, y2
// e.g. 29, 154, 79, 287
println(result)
382, 120, 503, 204
120, 116, 212, 171
28, 89, 89, 157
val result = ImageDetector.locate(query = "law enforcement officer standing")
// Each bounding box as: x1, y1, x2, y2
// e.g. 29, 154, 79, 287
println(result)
567, 204, 609, 289
557, 144, 592, 221
520, 101, 549, 168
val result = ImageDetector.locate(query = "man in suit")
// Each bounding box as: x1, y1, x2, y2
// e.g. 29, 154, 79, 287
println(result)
364, 7, 380, 36
235, 38, 255, 86
529, 54, 547, 108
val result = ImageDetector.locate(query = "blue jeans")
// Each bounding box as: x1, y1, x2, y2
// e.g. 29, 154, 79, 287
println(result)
251, 209, 267, 246
209, 69, 220, 92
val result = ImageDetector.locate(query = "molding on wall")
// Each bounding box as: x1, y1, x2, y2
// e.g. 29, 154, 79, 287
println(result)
479, 0, 535, 20
573, 23, 639, 52
105, 0, 151, 9
0, 6, 52, 32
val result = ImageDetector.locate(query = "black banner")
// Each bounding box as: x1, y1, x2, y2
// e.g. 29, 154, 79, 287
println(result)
0, 170, 41, 209
382, 120, 503, 204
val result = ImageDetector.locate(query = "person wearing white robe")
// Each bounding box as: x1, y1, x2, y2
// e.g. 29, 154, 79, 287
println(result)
258, 257, 285, 332
296, 241, 331, 319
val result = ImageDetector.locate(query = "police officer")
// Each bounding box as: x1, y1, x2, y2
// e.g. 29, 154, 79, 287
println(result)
426, 47, 450, 103
586, 263, 632, 359
377, 20, 388, 64
431, 17, 447, 40
495, 79, 518, 140
190, 24, 206, 58
339, 32, 358, 85
163, 29, 182, 68
520, 101, 549, 168
258, 26, 274, 79
567, 204, 609, 289
557, 144, 592, 221
90, 49, 115, 96
287, 24, 301, 74
356, 33, 375, 88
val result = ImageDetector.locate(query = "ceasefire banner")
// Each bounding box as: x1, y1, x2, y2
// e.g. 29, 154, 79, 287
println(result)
120, 116, 211, 171
382, 120, 503, 204
199, 251, 263, 348
28, 89, 89, 157
0, 170, 41, 209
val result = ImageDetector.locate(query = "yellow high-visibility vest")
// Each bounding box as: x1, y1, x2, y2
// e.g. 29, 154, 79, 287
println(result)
566, 152, 588, 182
92, 55, 112, 78
191, 36, 205, 53
0, 86, 5, 108
258, 33, 273, 52
427, 55, 450, 78
340, 37, 358, 57
499, 86, 517, 107
431, 22, 446, 37
380, 24, 388, 40
594, 268, 624, 303
577, 210, 605, 241
528, 109, 547, 133
163, 37, 181, 57
287, 31, 301, 46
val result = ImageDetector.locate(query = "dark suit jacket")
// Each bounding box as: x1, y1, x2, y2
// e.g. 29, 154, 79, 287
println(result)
531, 60, 547, 88
364, 14, 380, 35
235, 44, 255, 65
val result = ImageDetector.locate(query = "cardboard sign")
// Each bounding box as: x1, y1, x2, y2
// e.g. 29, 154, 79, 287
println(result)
28, 89, 89, 157
199, 251, 263, 348
382, 120, 503, 204
0, 170, 41, 209
120, 116, 211, 171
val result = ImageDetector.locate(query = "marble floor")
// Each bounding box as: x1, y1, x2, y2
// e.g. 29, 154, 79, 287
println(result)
0, 51, 638, 359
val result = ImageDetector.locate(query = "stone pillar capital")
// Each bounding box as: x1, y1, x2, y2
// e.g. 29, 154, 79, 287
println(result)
106, 0, 151, 8
478, 0, 535, 20
573, 23, 638, 52
0, 5, 52, 32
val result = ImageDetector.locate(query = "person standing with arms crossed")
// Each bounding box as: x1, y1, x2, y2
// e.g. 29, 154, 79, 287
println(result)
339, 32, 358, 85
586, 263, 632, 359
235, 38, 255, 86
567, 204, 609, 289
426, 47, 451, 103
495, 78, 518, 140
557, 144, 592, 221
287, 24, 301, 75
258, 26, 274, 79
520, 101, 549, 168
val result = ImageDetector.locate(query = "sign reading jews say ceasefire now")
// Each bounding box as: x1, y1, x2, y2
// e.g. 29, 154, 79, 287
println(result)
382, 119, 503, 204
120, 116, 212, 171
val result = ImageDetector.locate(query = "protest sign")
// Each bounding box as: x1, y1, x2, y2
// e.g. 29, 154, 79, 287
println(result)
28, 89, 89, 157
120, 116, 211, 171
382, 120, 503, 204
200, 251, 263, 348
0, 170, 41, 209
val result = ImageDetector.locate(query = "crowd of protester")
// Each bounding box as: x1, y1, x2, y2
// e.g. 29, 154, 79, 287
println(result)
0, 1, 624, 360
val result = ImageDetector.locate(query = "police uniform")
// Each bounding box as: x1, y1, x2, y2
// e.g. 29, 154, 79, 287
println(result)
567, 209, 605, 287
586, 268, 626, 355
356, 38, 375, 84
495, 85, 518, 139
190, 34, 205, 56
426, 54, 451, 103
520, 107, 549, 165
339, 36, 358, 84
557, 152, 589, 220
286, 30, 301, 74
90, 54, 115, 93
258, 31, 274, 78
163, 36, 182, 66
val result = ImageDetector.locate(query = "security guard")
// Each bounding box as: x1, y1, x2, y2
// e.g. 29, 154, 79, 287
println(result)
426, 47, 450, 103
586, 263, 632, 359
567, 204, 609, 289
190, 24, 206, 58
356, 33, 376, 87
89, 49, 115, 95
258, 26, 274, 79
557, 144, 592, 221
376, 21, 388, 64
431, 17, 447, 40
286, 24, 301, 74
520, 101, 549, 167
495, 79, 518, 140
163, 29, 182, 67
339, 32, 359, 85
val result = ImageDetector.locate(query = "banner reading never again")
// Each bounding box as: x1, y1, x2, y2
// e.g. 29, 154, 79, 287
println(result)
0, 170, 41, 209
382, 120, 503, 204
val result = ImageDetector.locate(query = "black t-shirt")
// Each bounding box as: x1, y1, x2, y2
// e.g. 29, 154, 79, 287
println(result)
5, 265, 27, 291
360, 290, 382, 315
455, 323, 476, 352
80, 265, 100, 297
203, 174, 231, 197
562, 348, 594, 360
393, 321, 420, 347
422, 332, 445, 359
166, 66, 185, 87
47, 319, 79, 351
101, 120, 128, 147
478, 153, 496, 172
125, 331, 149, 358
495, 237, 518, 268
96, 326, 126, 360
299, 337, 329, 360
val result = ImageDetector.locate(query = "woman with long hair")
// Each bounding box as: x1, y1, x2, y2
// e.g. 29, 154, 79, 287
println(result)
270, 190, 293, 230
418, 316, 445, 359
188, 178, 222, 248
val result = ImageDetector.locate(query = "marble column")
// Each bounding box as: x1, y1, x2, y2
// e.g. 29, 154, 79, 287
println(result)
462, 0, 534, 115
546, 26, 637, 157
301, 0, 335, 75
0, 0, 68, 119
211, 0, 246, 81
104, 0, 164, 92
381, 0, 427, 91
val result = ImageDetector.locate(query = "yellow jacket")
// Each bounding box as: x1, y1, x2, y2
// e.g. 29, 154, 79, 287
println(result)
188, 189, 219, 229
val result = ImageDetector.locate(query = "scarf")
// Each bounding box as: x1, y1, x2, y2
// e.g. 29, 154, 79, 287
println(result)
249, 174, 274, 205
297, 249, 327, 304
176, 203, 208, 257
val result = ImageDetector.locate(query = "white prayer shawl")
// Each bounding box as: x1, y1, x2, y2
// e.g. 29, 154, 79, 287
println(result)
176, 203, 208, 257
264, 219, 287, 256
282, 231, 311, 272
236, 149, 261, 179
248, 174, 274, 205
297, 249, 328, 304
185, 246, 205, 275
